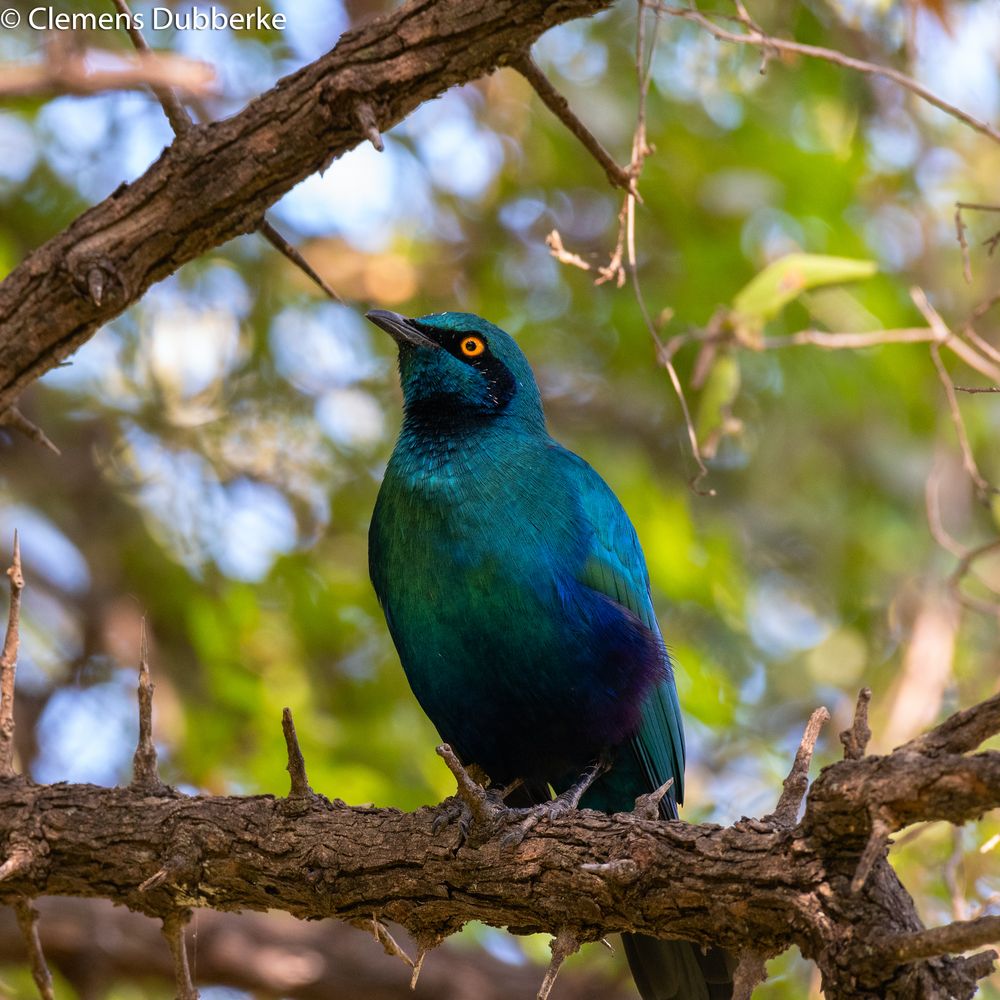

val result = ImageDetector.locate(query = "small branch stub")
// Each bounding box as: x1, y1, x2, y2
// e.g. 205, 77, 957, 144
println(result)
281, 707, 314, 798
840, 687, 872, 760
354, 100, 384, 152
132, 617, 164, 791
768, 706, 829, 827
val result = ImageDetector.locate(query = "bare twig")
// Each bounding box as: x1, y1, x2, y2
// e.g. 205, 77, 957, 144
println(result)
840, 688, 872, 761
110, 0, 195, 134
878, 915, 1000, 964
537, 929, 580, 1000
132, 617, 163, 791
948, 539, 1000, 619
954, 384, 1000, 394
0, 532, 24, 779
281, 707, 314, 798
371, 914, 415, 968
767, 707, 829, 826
162, 911, 199, 1000
0, 408, 60, 456
259, 222, 344, 303
928, 343, 996, 502
657, 5, 1000, 145
435, 743, 494, 826
513, 54, 636, 196
14, 900, 55, 1000
943, 827, 967, 922
108, 0, 341, 303
0, 50, 213, 101
546, 230, 593, 272
955, 204, 973, 285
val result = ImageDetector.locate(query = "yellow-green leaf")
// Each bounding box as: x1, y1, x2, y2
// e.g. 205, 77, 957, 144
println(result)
732, 253, 878, 333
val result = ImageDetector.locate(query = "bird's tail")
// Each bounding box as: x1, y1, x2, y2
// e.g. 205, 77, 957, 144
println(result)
622, 933, 735, 1000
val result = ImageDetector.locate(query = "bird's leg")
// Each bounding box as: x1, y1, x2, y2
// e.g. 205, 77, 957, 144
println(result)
499, 752, 612, 848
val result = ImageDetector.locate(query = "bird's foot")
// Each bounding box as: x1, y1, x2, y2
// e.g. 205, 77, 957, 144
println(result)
497, 755, 612, 848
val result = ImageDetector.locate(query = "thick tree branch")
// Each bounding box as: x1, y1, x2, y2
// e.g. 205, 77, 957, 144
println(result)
0, 0, 614, 417
0, 694, 997, 999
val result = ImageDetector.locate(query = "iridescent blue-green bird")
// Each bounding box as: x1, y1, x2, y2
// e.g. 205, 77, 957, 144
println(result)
367, 309, 734, 1000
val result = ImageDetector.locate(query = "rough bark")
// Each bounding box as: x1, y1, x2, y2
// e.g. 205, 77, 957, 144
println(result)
0, 0, 614, 417
0, 695, 998, 999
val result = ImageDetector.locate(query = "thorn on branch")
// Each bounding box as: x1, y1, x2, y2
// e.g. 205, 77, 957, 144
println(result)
632, 777, 674, 821
0, 532, 25, 779
353, 100, 384, 152
767, 706, 829, 827
580, 857, 639, 881
371, 913, 415, 968
840, 688, 872, 760
138, 852, 196, 893
851, 814, 892, 893
410, 947, 427, 989
0, 408, 60, 456
537, 929, 579, 1000
132, 617, 165, 791
14, 899, 54, 1000
87, 265, 105, 306
731, 950, 767, 1000
513, 53, 637, 197
281, 707, 314, 798
259, 220, 344, 303
0, 846, 33, 883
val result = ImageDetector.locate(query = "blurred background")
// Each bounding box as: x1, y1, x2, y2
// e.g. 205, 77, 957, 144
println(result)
0, 0, 998, 996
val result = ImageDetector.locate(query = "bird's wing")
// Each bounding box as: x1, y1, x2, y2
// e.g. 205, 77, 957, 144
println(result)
553, 445, 686, 807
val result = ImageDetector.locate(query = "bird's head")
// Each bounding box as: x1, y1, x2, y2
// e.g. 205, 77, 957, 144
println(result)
366, 309, 544, 432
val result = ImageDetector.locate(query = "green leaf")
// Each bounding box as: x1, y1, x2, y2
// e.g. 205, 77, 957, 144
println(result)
732, 253, 878, 336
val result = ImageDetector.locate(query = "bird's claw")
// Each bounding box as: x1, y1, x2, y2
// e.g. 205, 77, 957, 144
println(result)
432, 788, 508, 845
498, 796, 578, 848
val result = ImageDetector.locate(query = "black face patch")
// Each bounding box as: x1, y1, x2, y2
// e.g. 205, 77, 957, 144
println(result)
412, 321, 517, 412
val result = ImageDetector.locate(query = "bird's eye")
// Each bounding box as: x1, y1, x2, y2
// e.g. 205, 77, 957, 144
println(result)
459, 336, 485, 357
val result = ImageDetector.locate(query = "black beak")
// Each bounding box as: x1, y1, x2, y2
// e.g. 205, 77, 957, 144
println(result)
365, 310, 438, 349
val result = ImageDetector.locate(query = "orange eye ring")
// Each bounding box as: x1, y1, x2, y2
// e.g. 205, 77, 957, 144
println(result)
460, 336, 485, 357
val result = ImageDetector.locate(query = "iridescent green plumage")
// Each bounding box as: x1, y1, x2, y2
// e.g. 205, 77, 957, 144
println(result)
367, 309, 732, 1000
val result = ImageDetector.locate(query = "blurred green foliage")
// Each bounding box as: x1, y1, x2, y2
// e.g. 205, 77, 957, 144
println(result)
0, 0, 999, 996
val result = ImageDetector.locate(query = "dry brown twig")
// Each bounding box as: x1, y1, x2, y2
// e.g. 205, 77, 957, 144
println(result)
162, 911, 199, 1000
14, 900, 55, 1000
131, 617, 164, 791
656, 4, 1000, 145
108, 0, 342, 304
0, 48, 213, 100
0, 532, 24, 779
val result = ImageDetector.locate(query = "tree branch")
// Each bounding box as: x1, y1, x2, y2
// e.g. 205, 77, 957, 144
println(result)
0, 693, 998, 999
0, 0, 614, 417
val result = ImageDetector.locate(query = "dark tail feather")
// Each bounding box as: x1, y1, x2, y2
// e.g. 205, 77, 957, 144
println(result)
622, 933, 735, 1000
